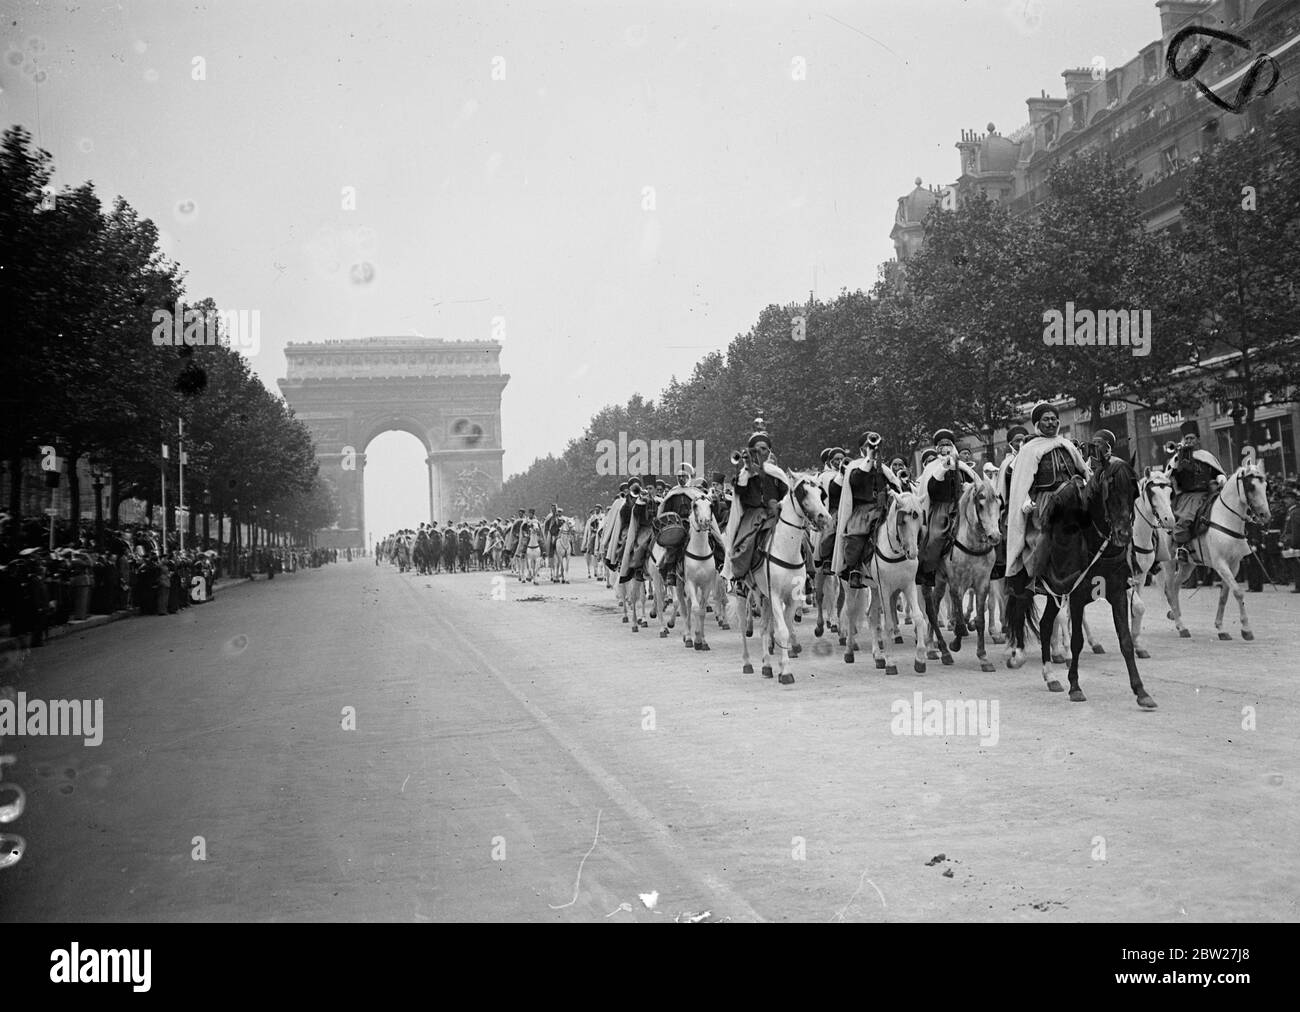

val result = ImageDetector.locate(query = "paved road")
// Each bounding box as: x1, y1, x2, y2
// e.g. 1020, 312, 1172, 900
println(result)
2, 560, 1297, 921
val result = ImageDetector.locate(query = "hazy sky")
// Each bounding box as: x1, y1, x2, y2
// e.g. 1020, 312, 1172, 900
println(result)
2, 0, 1157, 537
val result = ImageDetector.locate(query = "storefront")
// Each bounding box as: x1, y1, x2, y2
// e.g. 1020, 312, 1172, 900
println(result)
1138, 407, 1197, 469
1213, 410, 1297, 478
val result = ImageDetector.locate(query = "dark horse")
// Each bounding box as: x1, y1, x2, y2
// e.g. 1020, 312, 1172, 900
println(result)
1006, 457, 1156, 709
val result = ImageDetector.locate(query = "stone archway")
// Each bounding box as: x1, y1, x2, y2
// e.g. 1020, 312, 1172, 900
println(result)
278, 337, 509, 549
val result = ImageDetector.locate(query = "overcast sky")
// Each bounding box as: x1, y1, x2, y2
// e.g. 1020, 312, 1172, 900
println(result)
3, 0, 1157, 537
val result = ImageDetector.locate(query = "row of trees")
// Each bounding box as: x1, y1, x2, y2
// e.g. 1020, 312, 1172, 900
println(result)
487, 107, 1300, 516
1, 125, 337, 553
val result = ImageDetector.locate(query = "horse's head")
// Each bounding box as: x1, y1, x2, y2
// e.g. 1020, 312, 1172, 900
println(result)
1234, 461, 1270, 522
887, 489, 925, 560
690, 494, 714, 532
1139, 467, 1176, 529
1088, 457, 1137, 548
966, 476, 1002, 544
791, 473, 832, 532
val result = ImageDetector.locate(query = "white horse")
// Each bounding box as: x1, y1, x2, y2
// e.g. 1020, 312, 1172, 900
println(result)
735, 474, 833, 684
842, 490, 927, 675
1129, 467, 1175, 658
675, 495, 726, 651
923, 476, 1002, 672
581, 512, 603, 578
521, 520, 542, 584
551, 517, 575, 583
1164, 461, 1270, 641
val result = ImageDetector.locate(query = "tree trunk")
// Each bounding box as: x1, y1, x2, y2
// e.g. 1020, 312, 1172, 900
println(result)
66, 449, 82, 543
7, 452, 22, 554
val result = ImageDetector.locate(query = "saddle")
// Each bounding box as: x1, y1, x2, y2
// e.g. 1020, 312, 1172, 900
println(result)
1190, 493, 1218, 541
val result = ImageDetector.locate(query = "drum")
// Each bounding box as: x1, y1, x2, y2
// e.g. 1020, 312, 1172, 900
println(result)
655, 514, 686, 548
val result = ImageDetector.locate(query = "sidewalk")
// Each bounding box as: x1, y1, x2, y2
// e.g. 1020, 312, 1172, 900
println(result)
0, 571, 273, 653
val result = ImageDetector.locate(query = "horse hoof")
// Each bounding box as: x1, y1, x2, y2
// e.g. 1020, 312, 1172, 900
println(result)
640, 619, 649, 627
1136, 648, 1150, 659
632, 624, 639, 633
941, 655, 953, 666
701, 643, 710, 651
1218, 632, 1231, 641
926, 649, 941, 660
844, 652, 854, 664
948, 639, 961, 652
794, 612, 801, 623
838, 635, 846, 647
622, 616, 629, 623
684, 639, 694, 649
705, 605, 713, 613
761, 665, 774, 679
742, 663, 754, 674
1137, 695, 1158, 709
814, 624, 824, 637
1179, 628, 1191, 638
649, 609, 657, 619
1046, 679, 1064, 692
1069, 689, 1087, 702
885, 664, 898, 676
1091, 643, 1105, 654
1242, 630, 1255, 641
667, 619, 676, 629
894, 635, 904, 645
659, 629, 669, 638
719, 623, 730, 630
778, 673, 794, 685
904, 617, 913, 625
791, 644, 801, 657
914, 660, 926, 674
1051, 653, 1066, 664
991, 634, 1005, 644
1007, 654, 1024, 670
980, 661, 995, 673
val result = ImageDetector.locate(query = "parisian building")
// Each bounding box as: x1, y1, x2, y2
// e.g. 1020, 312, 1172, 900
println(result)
890, 0, 1300, 477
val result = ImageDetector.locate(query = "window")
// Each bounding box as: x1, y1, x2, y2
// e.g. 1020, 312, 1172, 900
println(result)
1107, 74, 1120, 105
1162, 145, 1180, 173
1071, 97, 1086, 129
1044, 116, 1057, 144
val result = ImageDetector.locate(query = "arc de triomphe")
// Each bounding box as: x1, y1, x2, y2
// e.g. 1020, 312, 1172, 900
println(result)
278, 337, 509, 549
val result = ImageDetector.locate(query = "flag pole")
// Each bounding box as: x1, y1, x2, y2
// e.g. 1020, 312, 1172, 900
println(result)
161, 437, 169, 551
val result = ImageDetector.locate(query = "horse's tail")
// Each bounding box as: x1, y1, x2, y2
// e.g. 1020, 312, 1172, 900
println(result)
1006, 582, 1038, 649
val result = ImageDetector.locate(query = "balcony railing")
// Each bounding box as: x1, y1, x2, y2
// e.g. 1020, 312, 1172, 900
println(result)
1135, 167, 1191, 211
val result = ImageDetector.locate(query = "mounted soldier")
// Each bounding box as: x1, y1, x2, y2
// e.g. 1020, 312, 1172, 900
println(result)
888, 455, 913, 494
722, 420, 791, 595
915, 428, 979, 586
831, 430, 902, 590
814, 446, 849, 574
1004, 402, 1089, 580
655, 463, 704, 588
1169, 419, 1225, 563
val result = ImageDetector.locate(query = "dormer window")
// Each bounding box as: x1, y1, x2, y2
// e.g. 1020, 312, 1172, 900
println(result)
1107, 73, 1120, 105
1071, 97, 1086, 129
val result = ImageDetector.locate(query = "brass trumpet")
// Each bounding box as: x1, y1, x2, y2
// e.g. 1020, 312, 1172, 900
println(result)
1164, 440, 1180, 456
730, 449, 749, 466
863, 432, 882, 449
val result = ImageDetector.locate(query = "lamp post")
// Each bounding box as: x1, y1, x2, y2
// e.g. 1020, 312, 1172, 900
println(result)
91, 461, 105, 550
202, 487, 210, 548
230, 497, 240, 577
980, 423, 993, 464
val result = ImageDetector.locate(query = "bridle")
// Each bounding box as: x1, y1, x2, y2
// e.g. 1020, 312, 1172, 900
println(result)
952, 482, 997, 557
875, 497, 918, 565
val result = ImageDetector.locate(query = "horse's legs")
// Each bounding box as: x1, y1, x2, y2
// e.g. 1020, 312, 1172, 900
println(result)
947, 577, 968, 655
1130, 569, 1150, 658
1040, 595, 1064, 692
1082, 613, 1104, 653
1163, 558, 1192, 637
1211, 554, 1251, 640
843, 585, 861, 663
920, 584, 948, 663
774, 594, 796, 684
1066, 591, 1087, 701
1111, 587, 1156, 708
813, 567, 827, 636
866, 587, 885, 669
974, 581, 993, 672
907, 582, 928, 674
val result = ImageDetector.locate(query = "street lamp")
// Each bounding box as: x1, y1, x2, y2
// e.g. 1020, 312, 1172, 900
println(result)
202, 487, 210, 548
90, 459, 105, 550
